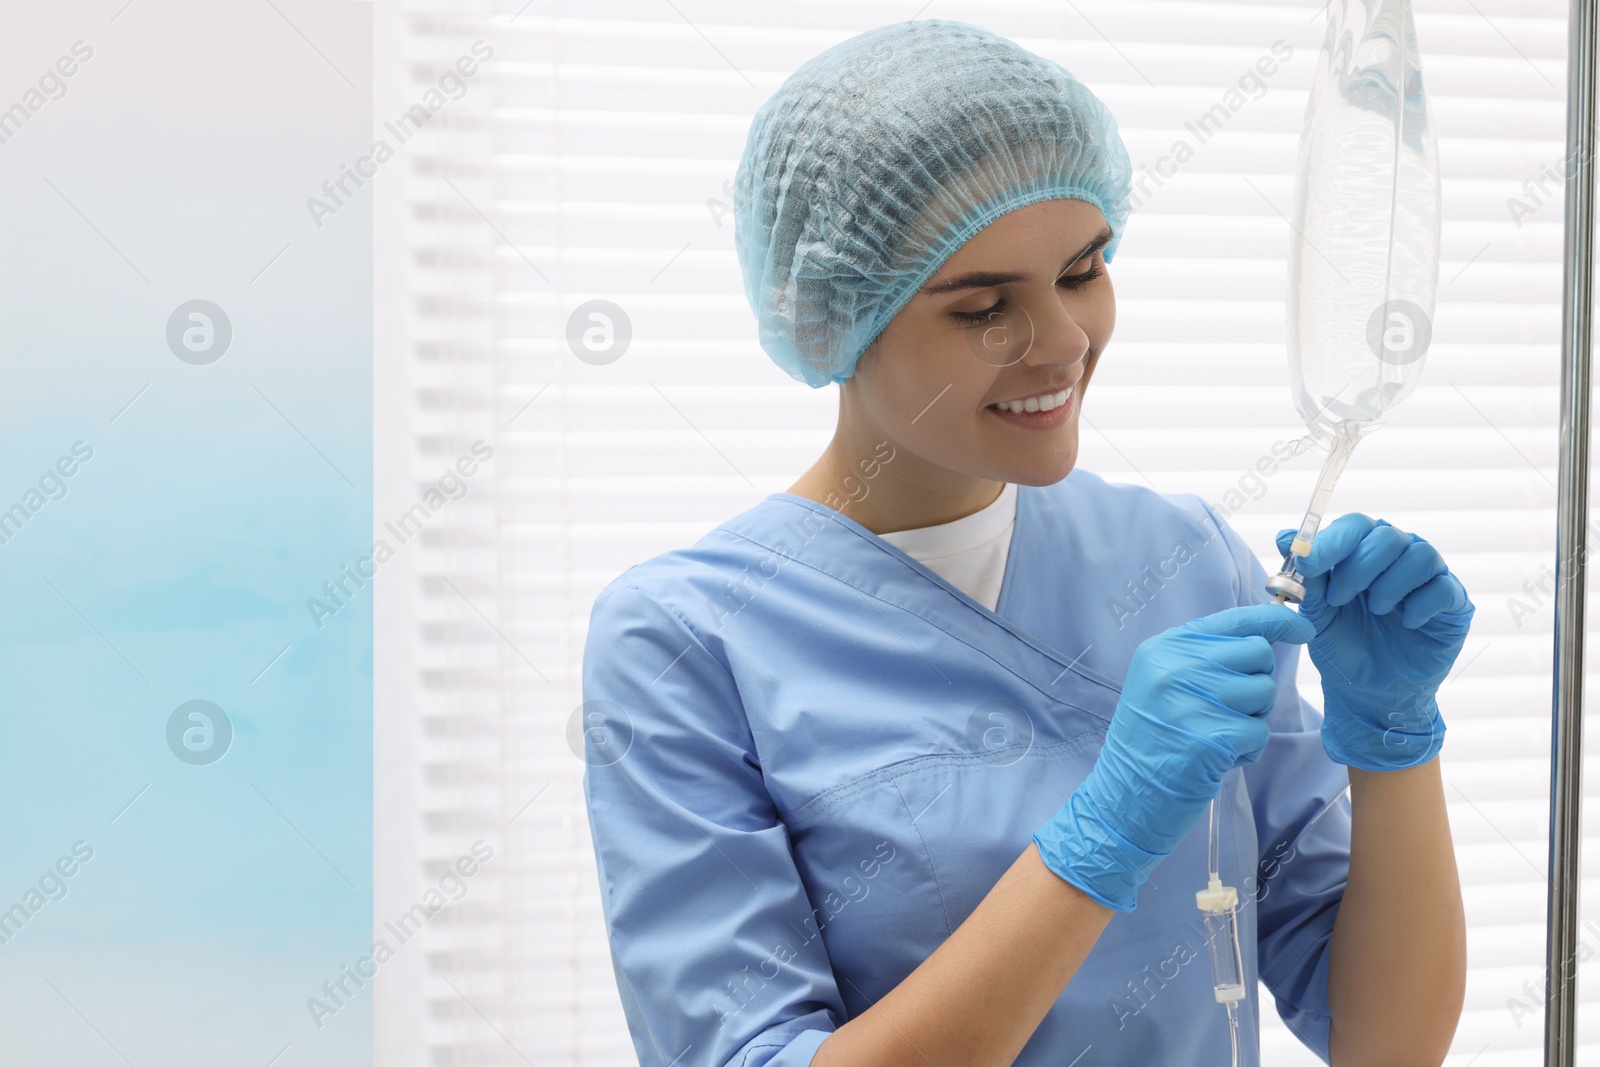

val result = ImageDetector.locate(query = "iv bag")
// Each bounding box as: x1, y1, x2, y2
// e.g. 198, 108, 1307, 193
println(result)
1287, 0, 1441, 445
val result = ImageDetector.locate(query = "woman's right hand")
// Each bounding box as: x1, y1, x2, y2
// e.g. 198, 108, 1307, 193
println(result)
1032, 603, 1316, 912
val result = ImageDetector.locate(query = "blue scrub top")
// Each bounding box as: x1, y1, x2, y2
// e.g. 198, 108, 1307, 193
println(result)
581, 467, 1352, 1067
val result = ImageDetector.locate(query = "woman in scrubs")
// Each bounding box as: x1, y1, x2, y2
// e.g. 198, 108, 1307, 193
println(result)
581, 19, 1473, 1067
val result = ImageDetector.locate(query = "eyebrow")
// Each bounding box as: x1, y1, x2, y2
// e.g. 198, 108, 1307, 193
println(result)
920, 225, 1115, 296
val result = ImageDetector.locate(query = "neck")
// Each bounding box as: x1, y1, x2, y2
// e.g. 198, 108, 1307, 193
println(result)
788, 424, 1005, 535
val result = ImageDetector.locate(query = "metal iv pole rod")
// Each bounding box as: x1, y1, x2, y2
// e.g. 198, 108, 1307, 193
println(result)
1547, 1, 1596, 1063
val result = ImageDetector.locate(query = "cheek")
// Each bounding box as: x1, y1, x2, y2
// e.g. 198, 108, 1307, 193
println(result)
872, 331, 992, 421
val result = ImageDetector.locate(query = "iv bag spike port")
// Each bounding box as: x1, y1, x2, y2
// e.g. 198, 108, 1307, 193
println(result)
1267, 564, 1307, 605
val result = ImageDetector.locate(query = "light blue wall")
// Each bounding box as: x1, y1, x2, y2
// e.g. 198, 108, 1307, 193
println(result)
0, 3, 372, 1062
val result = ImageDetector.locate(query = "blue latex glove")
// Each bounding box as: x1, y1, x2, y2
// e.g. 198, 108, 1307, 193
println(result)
1033, 603, 1315, 912
1274, 514, 1474, 772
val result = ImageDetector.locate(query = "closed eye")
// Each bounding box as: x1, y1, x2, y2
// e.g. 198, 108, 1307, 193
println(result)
1062, 264, 1105, 291
951, 264, 1106, 324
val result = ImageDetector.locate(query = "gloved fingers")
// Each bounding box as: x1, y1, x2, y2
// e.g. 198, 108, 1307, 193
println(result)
1397, 572, 1474, 631
1228, 671, 1282, 720
1324, 521, 1413, 606
1154, 709, 1272, 768
1172, 667, 1278, 719
1274, 512, 1378, 582
1286, 565, 1334, 627
1234, 714, 1273, 764
1273, 527, 1345, 632
1203, 707, 1273, 764
1188, 632, 1276, 677
1183, 602, 1315, 645
1364, 539, 1447, 616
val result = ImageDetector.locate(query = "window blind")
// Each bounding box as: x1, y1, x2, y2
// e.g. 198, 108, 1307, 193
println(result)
373, 2, 1579, 1063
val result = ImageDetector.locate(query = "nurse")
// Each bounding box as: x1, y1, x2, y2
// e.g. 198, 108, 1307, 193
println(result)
581, 18, 1473, 1067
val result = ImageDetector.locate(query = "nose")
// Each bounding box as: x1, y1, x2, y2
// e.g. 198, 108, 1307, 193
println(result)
1020, 294, 1092, 371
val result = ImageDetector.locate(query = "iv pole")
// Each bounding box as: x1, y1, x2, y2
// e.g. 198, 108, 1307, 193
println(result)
1548, 0, 1596, 1062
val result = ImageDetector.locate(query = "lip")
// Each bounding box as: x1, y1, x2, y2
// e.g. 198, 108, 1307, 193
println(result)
986, 387, 1077, 430
986, 380, 1080, 407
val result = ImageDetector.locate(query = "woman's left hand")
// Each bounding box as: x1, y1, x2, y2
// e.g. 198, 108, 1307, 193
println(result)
1274, 514, 1475, 772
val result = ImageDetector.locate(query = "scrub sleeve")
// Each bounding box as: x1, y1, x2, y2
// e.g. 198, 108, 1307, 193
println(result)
582, 584, 842, 1066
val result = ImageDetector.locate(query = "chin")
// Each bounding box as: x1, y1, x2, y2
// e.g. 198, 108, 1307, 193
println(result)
1012, 460, 1077, 487
994, 441, 1079, 488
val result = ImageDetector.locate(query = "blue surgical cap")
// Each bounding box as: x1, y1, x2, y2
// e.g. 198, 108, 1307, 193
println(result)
733, 19, 1133, 389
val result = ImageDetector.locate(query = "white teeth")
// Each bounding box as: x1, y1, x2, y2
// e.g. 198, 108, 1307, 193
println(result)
992, 386, 1073, 414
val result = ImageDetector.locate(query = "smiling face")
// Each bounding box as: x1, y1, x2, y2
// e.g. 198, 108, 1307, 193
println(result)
824, 197, 1115, 522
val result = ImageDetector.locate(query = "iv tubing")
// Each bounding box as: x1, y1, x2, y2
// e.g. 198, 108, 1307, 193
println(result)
1269, 426, 1360, 604
1201, 794, 1243, 1067
1208, 794, 1220, 882
1198, 780, 1352, 1066
1286, 430, 1357, 559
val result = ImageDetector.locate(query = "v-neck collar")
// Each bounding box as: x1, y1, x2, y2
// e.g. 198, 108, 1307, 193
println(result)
727, 482, 1122, 714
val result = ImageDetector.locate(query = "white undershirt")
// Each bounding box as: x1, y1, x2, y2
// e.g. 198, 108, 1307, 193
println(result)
877, 482, 1018, 611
